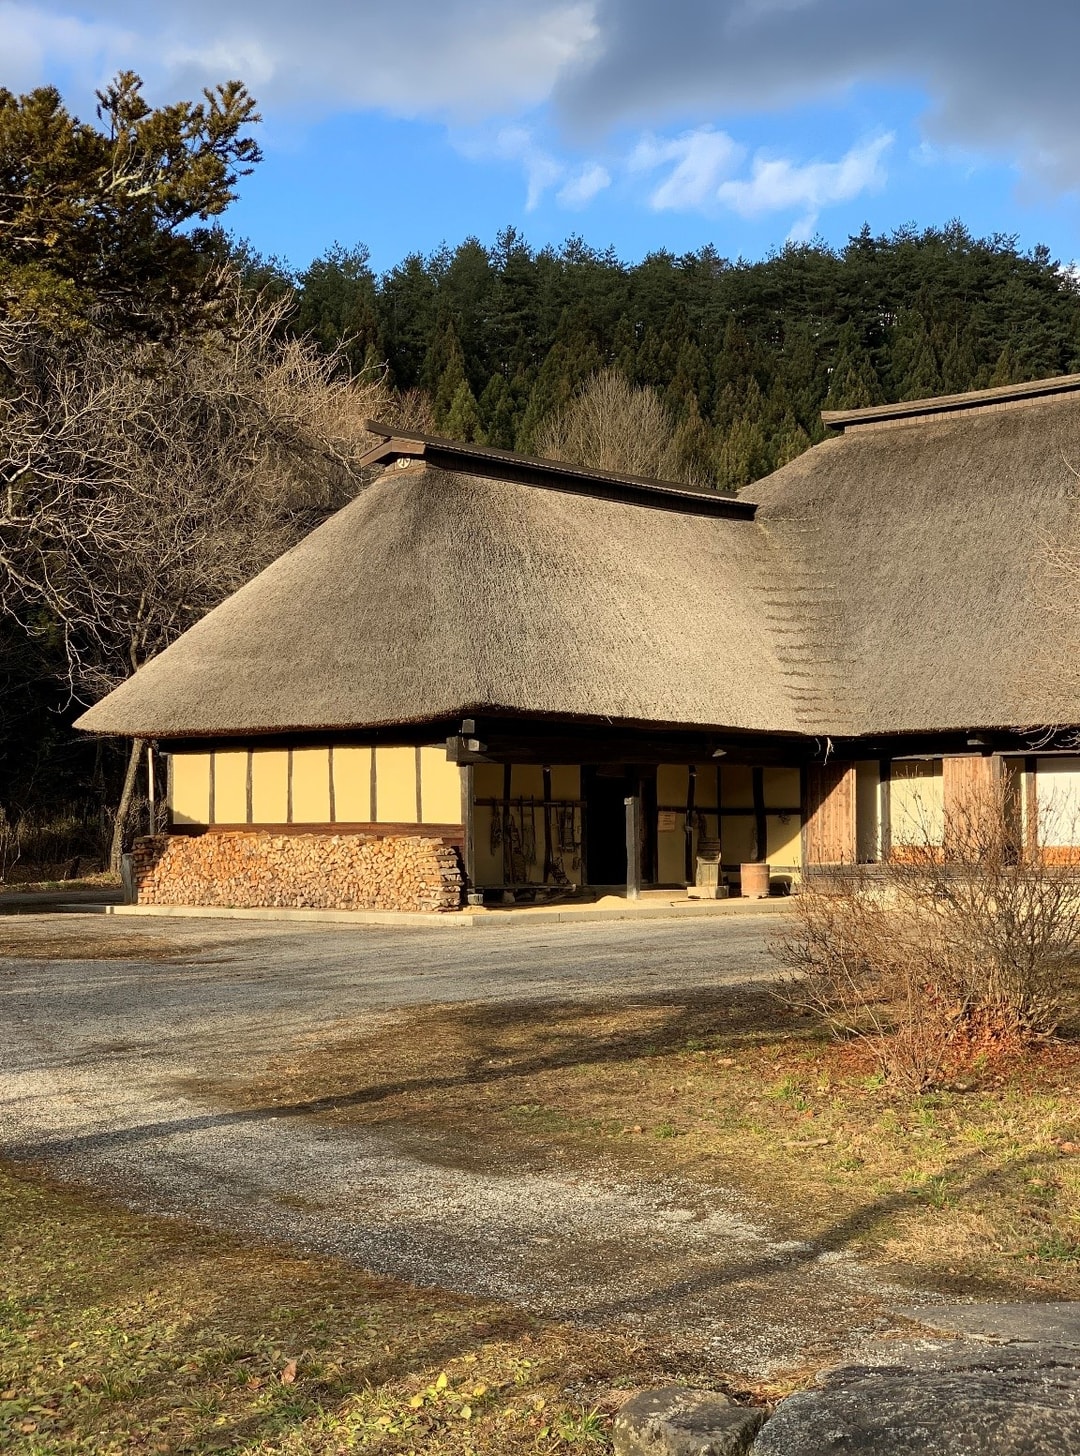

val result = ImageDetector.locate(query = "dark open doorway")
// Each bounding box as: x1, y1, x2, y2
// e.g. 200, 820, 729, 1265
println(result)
584, 768, 630, 886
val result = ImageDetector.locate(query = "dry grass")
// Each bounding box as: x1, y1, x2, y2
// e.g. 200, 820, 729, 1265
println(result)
0, 1162, 738, 1455
0, 926, 188, 961
0, 870, 119, 892
214, 987, 1080, 1298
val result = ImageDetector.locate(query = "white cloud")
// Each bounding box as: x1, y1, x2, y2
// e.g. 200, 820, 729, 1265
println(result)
0, 0, 599, 120
484, 127, 565, 210
556, 162, 611, 207
630, 126, 745, 210
623, 126, 890, 231
9, 0, 1080, 203
12, 0, 1080, 215
716, 132, 893, 237
0, 2, 135, 90
556, 0, 1080, 194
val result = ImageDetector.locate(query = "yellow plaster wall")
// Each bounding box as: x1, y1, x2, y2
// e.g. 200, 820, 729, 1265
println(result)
375, 746, 417, 824
291, 748, 331, 824
171, 753, 211, 827
855, 759, 880, 862
473, 763, 503, 798
890, 760, 944, 845
721, 815, 756, 866
1036, 757, 1080, 847
510, 764, 544, 800
213, 750, 248, 824
170, 743, 463, 830
695, 765, 719, 809
657, 764, 689, 805
657, 815, 687, 883
331, 746, 371, 823
721, 765, 754, 808
550, 765, 580, 800
419, 747, 463, 825
250, 750, 289, 824
767, 814, 802, 867
763, 767, 800, 808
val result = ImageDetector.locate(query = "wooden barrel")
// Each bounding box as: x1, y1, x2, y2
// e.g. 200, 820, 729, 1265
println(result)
739, 861, 772, 899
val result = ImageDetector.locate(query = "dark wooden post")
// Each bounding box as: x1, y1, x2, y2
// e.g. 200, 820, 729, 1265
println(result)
461, 763, 477, 898
751, 765, 767, 863
625, 794, 642, 900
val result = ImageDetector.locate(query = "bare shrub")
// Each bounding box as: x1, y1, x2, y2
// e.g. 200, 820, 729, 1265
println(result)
535, 369, 700, 485
775, 776, 1080, 1091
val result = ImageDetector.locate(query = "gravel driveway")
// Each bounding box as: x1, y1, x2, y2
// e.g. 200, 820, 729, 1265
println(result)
0, 912, 910, 1379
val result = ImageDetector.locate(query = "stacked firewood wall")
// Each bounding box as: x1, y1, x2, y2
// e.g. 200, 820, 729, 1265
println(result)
132, 832, 464, 912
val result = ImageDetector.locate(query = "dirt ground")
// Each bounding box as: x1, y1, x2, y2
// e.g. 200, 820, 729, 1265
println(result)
1, 911, 963, 1382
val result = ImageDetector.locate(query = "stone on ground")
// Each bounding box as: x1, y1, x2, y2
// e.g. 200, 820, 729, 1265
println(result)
750, 1339, 1080, 1455
897, 1301, 1080, 1349
613, 1387, 765, 1456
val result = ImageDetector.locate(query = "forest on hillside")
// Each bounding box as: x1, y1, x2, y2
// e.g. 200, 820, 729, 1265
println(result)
4, 72, 1080, 871
253, 222, 1080, 490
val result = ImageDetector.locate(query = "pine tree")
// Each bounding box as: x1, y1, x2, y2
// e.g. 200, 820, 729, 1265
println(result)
989, 343, 1024, 386
824, 324, 885, 409
478, 373, 517, 448
443, 380, 486, 443
669, 396, 718, 488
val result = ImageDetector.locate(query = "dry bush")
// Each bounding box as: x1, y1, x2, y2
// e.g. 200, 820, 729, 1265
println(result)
535, 369, 699, 484
775, 777, 1080, 1091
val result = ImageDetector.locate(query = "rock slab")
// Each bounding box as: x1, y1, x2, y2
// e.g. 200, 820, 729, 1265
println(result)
898, 1301, 1080, 1350
613, 1387, 765, 1456
750, 1340, 1080, 1455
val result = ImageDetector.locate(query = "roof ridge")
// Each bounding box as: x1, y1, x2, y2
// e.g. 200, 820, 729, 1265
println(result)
822, 372, 1080, 431
359, 421, 757, 520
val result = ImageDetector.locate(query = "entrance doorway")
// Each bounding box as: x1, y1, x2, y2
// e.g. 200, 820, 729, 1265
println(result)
584, 768, 630, 886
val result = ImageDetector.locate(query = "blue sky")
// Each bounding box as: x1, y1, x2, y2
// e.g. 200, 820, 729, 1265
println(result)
6, 0, 1080, 275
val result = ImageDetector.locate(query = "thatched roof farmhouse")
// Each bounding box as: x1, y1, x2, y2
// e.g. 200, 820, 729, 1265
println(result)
77, 373, 1080, 910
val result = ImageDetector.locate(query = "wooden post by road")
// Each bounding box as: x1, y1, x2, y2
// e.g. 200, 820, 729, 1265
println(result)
625, 794, 642, 900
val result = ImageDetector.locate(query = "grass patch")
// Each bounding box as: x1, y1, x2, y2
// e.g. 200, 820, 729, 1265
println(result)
0, 1161, 737, 1454
213, 987, 1080, 1298
0, 871, 120, 894
0, 926, 197, 961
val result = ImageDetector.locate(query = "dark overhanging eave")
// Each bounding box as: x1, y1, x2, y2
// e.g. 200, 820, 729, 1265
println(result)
360, 422, 757, 519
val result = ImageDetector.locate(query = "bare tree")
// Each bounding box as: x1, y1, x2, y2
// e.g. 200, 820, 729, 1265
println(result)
0, 286, 403, 869
535, 369, 702, 485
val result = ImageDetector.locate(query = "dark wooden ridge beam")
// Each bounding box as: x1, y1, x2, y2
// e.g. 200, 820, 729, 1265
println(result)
360, 421, 757, 520
822, 371, 1080, 431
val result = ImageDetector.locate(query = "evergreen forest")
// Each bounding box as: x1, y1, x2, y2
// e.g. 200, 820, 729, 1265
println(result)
265, 222, 1080, 490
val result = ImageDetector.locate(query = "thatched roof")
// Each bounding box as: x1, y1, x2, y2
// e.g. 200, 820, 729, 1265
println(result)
747, 385, 1080, 735
76, 457, 797, 739
76, 378, 1080, 741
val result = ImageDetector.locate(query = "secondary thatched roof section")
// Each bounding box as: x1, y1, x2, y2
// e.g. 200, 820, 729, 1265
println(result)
77, 378, 1080, 742
76, 461, 800, 739
746, 389, 1080, 735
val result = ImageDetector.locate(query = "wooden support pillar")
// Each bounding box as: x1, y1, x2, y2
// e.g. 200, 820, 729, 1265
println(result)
461, 763, 476, 893
684, 764, 697, 884
1023, 756, 1038, 860
625, 794, 642, 900
751, 765, 767, 864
